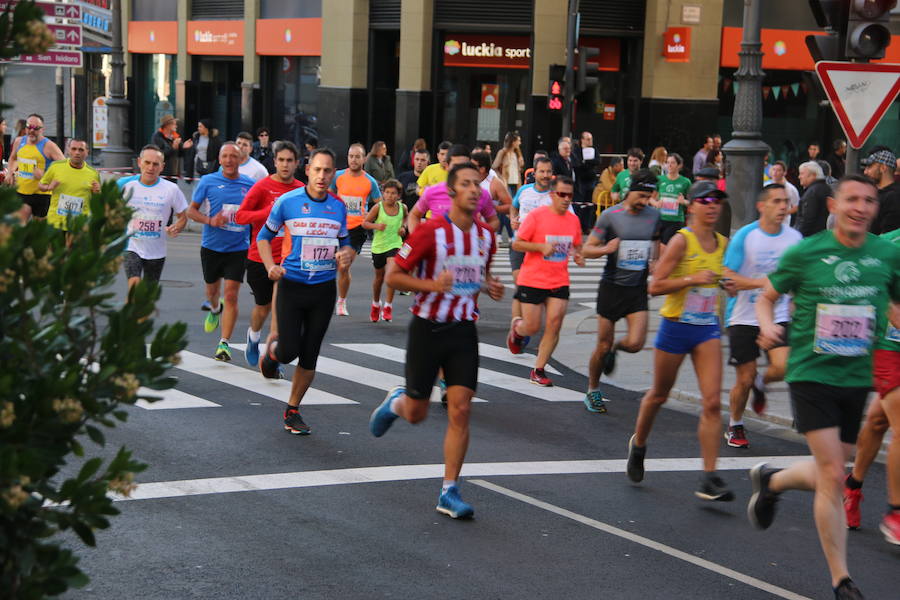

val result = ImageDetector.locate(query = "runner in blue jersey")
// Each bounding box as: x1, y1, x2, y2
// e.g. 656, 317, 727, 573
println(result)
186, 142, 256, 361
257, 148, 355, 435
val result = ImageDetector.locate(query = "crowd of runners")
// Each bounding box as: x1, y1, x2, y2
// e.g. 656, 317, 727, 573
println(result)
7, 112, 900, 599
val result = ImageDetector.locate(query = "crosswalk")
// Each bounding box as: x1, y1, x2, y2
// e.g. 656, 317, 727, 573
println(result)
135, 339, 586, 412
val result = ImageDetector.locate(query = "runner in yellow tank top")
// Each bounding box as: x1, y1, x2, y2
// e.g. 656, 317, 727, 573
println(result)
625, 180, 739, 502
4, 114, 64, 222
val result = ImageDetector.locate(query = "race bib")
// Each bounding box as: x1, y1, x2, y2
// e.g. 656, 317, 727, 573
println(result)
219, 203, 243, 233
814, 303, 874, 357
444, 255, 484, 296
56, 193, 84, 217
680, 286, 718, 325
341, 195, 364, 217
660, 195, 680, 218
544, 235, 573, 263
618, 240, 651, 271
886, 324, 900, 343
16, 158, 36, 179
129, 212, 163, 239
300, 237, 339, 271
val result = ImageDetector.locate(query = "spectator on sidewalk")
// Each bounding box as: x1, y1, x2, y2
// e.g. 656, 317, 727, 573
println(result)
827, 139, 847, 179
862, 146, 900, 234
493, 131, 525, 196
151, 115, 192, 180
187, 118, 222, 180
364, 140, 395, 186
251, 127, 275, 174
796, 161, 831, 237
692, 135, 714, 175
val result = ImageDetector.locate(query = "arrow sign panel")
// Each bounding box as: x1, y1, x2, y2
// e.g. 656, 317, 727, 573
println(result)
48, 23, 82, 47
815, 61, 900, 149
37, 1, 81, 20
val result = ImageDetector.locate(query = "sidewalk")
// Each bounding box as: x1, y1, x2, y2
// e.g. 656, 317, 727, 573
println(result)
553, 295, 798, 429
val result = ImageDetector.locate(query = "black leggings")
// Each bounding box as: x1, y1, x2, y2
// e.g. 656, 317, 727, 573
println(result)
274, 278, 337, 370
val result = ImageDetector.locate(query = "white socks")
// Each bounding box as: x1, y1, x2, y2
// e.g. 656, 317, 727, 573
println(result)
248, 328, 261, 343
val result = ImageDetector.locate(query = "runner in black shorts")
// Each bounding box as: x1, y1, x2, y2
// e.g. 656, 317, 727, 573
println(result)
582, 169, 661, 412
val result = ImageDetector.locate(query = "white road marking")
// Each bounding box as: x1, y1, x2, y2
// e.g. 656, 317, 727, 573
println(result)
471, 479, 810, 600
178, 351, 358, 405
476, 342, 562, 375
234, 344, 487, 404
334, 343, 585, 402
136, 388, 220, 410
118, 456, 808, 502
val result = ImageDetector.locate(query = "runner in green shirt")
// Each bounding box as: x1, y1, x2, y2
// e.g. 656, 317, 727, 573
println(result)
610, 147, 644, 203
748, 174, 900, 599
654, 152, 691, 246
842, 226, 900, 544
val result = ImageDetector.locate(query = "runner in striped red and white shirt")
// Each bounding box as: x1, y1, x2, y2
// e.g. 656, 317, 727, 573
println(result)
369, 161, 505, 520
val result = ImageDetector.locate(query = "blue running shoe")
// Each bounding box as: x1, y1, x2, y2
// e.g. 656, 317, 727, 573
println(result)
583, 390, 607, 413
370, 386, 403, 437
439, 378, 448, 407
436, 485, 474, 519
245, 329, 261, 367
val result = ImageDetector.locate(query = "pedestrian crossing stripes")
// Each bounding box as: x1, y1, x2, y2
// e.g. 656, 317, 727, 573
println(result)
138, 341, 584, 411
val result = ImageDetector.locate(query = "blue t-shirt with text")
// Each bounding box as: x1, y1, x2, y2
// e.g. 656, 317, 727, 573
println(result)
192, 171, 255, 253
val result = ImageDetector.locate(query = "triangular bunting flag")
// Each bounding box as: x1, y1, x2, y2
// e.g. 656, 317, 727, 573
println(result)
733, 82, 740, 95
791, 83, 800, 96
772, 86, 781, 99
763, 86, 771, 99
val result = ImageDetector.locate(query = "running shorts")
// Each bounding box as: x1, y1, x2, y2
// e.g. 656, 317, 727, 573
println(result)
658, 221, 684, 245
123, 251, 165, 282
200, 247, 246, 284
245, 259, 274, 306
372, 248, 398, 270
727, 323, 790, 366
509, 248, 525, 271
788, 381, 869, 443
655, 317, 720, 355
873, 349, 900, 398
348, 225, 367, 254
19, 193, 50, 218
596, 280, 648, 322
274, 278, 337, 370
405, 316, 479, 400
514, 285, 570, 304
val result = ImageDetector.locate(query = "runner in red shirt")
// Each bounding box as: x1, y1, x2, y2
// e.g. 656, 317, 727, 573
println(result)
235, 140, 304, 368
368, 161, 505, 519
506, 175, 584, 386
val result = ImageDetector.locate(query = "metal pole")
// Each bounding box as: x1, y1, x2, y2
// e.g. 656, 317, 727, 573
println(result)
722, 0, 770, 232
561, 0, 579, 140
101, 0, 132, 169
55, 66, 64, 148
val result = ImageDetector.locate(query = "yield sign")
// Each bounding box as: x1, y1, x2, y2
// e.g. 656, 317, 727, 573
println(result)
815, 61, 900, 149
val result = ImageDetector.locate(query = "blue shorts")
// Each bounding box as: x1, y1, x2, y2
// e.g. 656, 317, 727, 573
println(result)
655, 317, 721, 355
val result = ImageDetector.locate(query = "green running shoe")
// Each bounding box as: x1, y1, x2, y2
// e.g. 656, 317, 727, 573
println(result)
214, 341, 232, 361
204, 308, 221, 333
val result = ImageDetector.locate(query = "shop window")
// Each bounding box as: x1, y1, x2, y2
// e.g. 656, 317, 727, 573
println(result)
267, 56, 320, 148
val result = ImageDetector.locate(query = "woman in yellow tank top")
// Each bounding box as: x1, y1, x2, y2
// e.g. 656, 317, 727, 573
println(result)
625, 180, 738, 503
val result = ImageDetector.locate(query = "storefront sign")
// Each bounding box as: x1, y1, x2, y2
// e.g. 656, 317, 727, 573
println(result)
256, 18, 322, 56
481, 84, 499, 109
127, 21, 178, 54
662, 27, 691, 62
443, 34, 531, 69
92, 97, 108, 148
682, 5, 701, 25
187, 20, 243, 56
603, 104, 616, 121
720, 27, 900, 70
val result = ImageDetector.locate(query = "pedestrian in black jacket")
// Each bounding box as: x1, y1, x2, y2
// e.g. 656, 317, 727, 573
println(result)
251, 126, 275, 174
185, 118, 222, 180
150, 114, 191, 179
797, 161, 832, 237
862, 147, 900, 234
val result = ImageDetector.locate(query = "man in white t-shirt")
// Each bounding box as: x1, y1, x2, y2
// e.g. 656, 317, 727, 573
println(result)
766, 161, 800, 225
118, 144, 189, 289
722, 184, 801, 448
234, 131, 270, 181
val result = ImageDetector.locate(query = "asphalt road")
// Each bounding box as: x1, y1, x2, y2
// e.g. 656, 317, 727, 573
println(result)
65, 232, 898, 600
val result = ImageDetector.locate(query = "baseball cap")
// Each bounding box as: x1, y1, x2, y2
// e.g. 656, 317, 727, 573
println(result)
688, 180, 728, 200
860, 148, 896, 168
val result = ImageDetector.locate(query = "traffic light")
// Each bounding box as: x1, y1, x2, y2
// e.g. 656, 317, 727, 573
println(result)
845, 0, 895, 59
548, 64, 565, 111
576, 46, 600, 94
806, 0, 849, 61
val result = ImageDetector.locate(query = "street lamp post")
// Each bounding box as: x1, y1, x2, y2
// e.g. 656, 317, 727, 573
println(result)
722, 0, 770, 231
101, 0, 132, 169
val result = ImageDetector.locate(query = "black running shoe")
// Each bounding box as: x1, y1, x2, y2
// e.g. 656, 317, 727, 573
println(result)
283, 408, 310, 435
695, 472, 735, 502
626, 435, 645, 483
748, 462, 781, 530
260, 342, 280, 379
602, 348, 618, 375
833, 578, 864, 600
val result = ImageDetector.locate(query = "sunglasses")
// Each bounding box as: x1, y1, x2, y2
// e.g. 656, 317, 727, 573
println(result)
26, 125, 43, 131
693, 197, 722, 205
554, 192, 574, 198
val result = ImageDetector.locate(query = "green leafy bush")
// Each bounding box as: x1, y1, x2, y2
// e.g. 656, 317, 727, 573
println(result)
0, 182, 187, 597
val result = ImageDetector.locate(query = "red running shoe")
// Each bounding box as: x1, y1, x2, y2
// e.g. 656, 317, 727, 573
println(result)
381, 304, 393, 322
880, 511, 900, 545
507, 317, 526, 354
370, 303, 380, 323
843, 485, 863, 530
724, 425, 750, 448
530, 368, 553, 387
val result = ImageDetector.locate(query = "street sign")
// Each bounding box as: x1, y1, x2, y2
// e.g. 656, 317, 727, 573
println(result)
815, 61, 900, 149
16, 49, 82, 68
0, 1, 82, 22
48, 22, 82, 47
